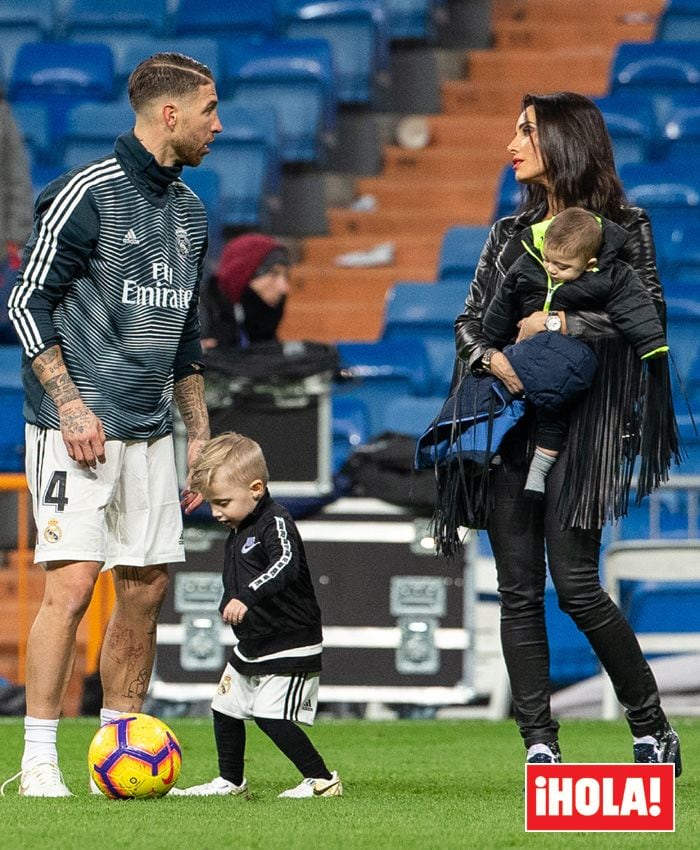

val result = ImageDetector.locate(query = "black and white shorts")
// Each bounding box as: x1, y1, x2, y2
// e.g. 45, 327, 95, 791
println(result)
25, 425, 185, 569
211, 662, 320, 726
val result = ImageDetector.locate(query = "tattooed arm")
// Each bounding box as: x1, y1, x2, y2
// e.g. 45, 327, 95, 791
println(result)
174, 372, 210, 513
32, 345, 106, 467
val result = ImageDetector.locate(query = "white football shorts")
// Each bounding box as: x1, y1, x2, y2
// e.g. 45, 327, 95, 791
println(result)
211, 662, 320, 726
25, 424, 185, 570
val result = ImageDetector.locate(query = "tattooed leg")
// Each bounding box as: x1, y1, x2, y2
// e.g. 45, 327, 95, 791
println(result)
100, 565, 169, 711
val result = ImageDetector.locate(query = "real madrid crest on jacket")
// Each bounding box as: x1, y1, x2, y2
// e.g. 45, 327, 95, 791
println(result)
220, 490, 323, 676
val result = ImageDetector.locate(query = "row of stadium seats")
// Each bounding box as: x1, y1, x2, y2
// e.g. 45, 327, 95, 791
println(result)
0, 0, 445, 94
17, 99, 281, 232
8, 39, 337, 164
0, 0, 443, 46
4, 0, 696, 51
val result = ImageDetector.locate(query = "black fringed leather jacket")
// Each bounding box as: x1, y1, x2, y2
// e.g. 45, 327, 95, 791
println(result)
455, 205, 664, 376
452, 205, 679, 530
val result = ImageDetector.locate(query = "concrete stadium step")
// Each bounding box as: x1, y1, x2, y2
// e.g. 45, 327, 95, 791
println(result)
302, 233, 442, 267
457, 47, 611, 96
280, 301, 384, 342
290, 265, 436, 299
383, 145, 508, 179
492, 19, 657, 51
425, 113, 516, 147
281, 265, 437, 341
491, 0, 664, 27
328, 207, 490, 236
353, 175, 496, 212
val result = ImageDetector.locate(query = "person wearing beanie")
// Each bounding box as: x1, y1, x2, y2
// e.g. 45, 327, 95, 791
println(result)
201, 233, 291, 349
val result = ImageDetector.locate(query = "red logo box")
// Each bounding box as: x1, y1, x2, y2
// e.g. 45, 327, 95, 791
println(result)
525, 763, 675, 832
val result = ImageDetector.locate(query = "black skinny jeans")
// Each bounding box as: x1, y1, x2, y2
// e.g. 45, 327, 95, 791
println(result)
486, 454, 666, 748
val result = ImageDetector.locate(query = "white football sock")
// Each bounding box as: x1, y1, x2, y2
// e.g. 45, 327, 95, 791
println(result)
22, 717, 59, 770
100, 708, 125, 726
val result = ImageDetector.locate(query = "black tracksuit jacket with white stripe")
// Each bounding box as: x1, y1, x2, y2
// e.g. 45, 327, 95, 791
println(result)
220, 491, 323, 675
9, 131, 207, 439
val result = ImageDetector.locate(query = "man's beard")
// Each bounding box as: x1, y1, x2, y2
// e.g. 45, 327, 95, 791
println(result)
173, 137, 206, 168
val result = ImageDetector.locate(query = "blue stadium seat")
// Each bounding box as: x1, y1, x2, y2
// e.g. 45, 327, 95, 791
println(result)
60, 101, 134, 170
622, 581, 700, 639
381, 394, 446, 437
655, 222, 700, 281
331, 396, 371, 471
12, 102, 52, 166
381, 280, 466, 396
665, 294, 700, 383
662, 100, 700, 162
220, 38, 336, 163
610, 42, 700, 115
686, 355, 700, 413
173, 0, 276, 40
619, 162, 700, 226
334, 339, 432, 437
204, 102, 281, 228
384, 0, 443, 41
277, 0, 389, 103
677, 413, 700, 475
593, 93, 658, 167
179, 168, 223, 256
61, 0, 169, 39
544, 585, 600, 686
437, 225, 490, 283
657, 0, 700, 41
651, 210, 691, 257
0, 346, 25, 472
8, 42, 115, 142
67, 34, 220, 88
493, 165, 522, 221
0, 0, 52, 31
30, 163, 64, 199
0, 0, 54, 83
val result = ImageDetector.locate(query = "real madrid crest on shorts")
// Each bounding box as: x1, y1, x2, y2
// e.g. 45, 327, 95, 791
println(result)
175, 226, 191, 258
217, 674, 232, 696
44, 518, 62, 543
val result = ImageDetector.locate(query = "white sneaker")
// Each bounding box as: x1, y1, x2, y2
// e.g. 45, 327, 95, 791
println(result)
0, 763, 73, 797
278, 771, 342, 799
89, 776, 102, 795
168, 776, 248, 797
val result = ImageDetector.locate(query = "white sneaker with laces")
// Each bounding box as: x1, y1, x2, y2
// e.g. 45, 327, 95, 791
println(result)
278, 771, 342, 799
1, 763, 73, 797
168, 776, 248, 797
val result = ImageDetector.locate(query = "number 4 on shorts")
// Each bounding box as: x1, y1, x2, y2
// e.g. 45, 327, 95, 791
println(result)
43, 471, 69, 512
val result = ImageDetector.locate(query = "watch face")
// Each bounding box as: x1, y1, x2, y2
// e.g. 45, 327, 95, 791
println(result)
546, 314, 562, 331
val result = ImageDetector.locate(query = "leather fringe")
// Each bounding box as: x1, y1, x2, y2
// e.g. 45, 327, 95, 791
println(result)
558, 335, 681, 529
430, 336, 681, 552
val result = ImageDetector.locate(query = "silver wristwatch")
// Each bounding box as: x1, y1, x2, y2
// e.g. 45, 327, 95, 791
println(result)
481, 348, 497, 372
545, 312, 562, 332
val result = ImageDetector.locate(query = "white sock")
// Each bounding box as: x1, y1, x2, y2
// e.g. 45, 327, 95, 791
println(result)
22, 717, 60, 770
100, 708, 125, 726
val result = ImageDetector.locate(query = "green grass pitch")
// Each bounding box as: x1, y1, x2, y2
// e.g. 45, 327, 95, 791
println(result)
0, 716, 698, 849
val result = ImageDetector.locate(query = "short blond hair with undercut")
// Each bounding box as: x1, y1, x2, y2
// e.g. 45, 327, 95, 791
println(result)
128, 52, 214, 113
189, 432, 269, 499
543, 207, 603, 261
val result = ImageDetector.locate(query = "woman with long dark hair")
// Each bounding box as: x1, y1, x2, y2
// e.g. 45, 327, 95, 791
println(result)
453, 92, 681, 770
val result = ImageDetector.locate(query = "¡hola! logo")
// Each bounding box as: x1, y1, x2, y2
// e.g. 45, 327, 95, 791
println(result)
525, 763, 675, 832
